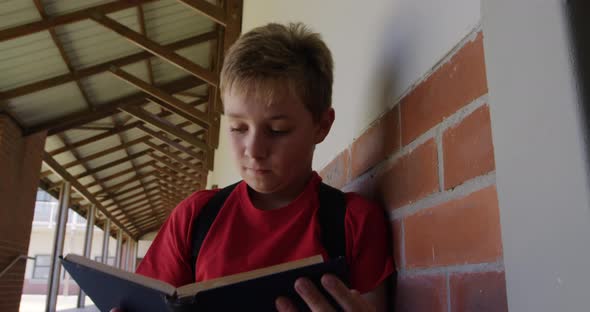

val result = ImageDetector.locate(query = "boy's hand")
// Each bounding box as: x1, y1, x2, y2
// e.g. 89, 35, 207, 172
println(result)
275, 274, 376, 312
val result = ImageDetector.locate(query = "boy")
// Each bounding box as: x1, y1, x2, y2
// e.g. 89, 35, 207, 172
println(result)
126, 23, 393, 311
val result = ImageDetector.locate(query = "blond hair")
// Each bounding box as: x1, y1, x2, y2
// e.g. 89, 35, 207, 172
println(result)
220, 23, 334, 121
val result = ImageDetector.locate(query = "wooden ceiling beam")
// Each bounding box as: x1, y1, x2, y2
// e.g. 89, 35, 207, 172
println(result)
43, 152, 136, 239
54, 133, 142, 232
0, 0, 158, 43
145, 139, 203, 173
33, 0, 94, 111
64, 137, 149, 171
176, 0, 227, 26
149, 152, 202, 183
74, 149, 151, 180
93, 171, 155, 198
120, 105, 209, 151
152, 169, 198, 193
90, 13, 218, 86
138, 124, 206, 162
117, 198, 162, 217
109, 66, 210, 129
84, 160, 154, 190
115, 191, 160, 212
45, 96, 207, 158
26, 76, 204, 136
136, 4, 154, 86
110, 178, 159, 200
1, 32, 214, 101
107, 185, 159, 210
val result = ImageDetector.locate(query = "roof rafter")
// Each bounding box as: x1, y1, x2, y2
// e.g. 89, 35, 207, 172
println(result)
43, 152, 136, 239
0, 0, 158, 43
109, 66, 210, 129
90, 13, 218, 86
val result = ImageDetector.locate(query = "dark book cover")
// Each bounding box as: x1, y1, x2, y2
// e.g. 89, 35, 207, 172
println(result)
61, 255, 348, 312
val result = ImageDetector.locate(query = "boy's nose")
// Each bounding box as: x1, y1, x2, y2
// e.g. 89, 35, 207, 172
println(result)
244, 131, 269, 160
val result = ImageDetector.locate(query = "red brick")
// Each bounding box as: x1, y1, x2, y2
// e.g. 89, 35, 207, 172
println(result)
319, 149, 350, 189
450, 271, 508, 312
404, 186, 503, 268
350, 106, 400, 178
395, 274, 447, 312
379, 139, 438, 210
443, 105, 495, 189
401, 32, 488, 145
0, 115, 46, 310
391, 219, 403, 270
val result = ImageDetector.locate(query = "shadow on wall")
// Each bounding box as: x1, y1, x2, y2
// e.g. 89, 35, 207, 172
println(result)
320, 26, 508, 312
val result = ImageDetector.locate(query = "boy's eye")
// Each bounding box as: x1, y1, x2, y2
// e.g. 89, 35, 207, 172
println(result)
269, 128, 290, 135
230, 127, 247, 133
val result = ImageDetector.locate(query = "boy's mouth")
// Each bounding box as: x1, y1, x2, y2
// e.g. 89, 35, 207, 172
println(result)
246, 167, 271, 175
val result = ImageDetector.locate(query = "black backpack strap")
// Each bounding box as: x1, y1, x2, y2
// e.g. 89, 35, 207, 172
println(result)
190, 181, 348, 275
317, 182, 347, 259
190, 182, 240, 275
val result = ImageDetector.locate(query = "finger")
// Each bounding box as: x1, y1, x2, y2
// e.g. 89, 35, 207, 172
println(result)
320, 275, 362, 311
294, 278, 335, 312
349, 289, 375, 312
275, 296, 298, 312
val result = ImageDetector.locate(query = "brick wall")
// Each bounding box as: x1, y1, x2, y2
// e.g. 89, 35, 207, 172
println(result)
320, 31, 508, 311
0, 115, 46, 311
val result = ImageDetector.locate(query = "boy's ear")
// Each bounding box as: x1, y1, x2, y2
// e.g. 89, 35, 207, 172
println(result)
314, 108, 335, 144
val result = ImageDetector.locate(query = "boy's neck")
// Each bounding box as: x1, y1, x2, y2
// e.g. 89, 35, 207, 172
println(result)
248, 171, 314, 211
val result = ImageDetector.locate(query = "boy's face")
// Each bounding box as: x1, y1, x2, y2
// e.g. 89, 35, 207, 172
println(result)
224, 85, 333, 195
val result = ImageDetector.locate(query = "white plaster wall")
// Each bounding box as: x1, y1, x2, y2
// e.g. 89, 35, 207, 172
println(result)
482, 1, 590, 311
208, 0, 481, 187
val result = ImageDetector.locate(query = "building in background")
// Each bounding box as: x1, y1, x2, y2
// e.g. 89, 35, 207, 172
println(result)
21, 189, 152, 296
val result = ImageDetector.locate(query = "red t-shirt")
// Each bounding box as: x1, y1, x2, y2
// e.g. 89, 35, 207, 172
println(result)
136, 172, 393, 294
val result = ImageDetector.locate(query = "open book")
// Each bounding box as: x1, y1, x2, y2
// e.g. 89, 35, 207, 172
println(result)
61, 253, 348, 312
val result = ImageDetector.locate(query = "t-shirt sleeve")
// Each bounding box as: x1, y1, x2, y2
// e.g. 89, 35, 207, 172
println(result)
344, 194, 394, 294
135, 190, 216, 287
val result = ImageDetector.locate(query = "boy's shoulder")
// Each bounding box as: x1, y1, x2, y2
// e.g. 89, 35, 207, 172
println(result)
342, 191, 387, 222
169, 188, 221, 219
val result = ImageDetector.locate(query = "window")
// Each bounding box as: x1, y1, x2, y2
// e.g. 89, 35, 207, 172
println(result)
33, 202, 54, 223
33, 255, 51, 279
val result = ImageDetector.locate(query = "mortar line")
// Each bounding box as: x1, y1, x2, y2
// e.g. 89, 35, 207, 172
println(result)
397, 260, 504, 277
436, 127, 445, 192
390, 172, 496, 220
400, 218, 406, 269
446, 272, 451, 312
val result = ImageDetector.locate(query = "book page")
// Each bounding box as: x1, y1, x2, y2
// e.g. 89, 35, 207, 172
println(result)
176, 255, 324, 298
64, 254, 176, 296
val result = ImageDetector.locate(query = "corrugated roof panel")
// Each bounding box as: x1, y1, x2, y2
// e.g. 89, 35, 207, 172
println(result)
0, 31, 69, 91
94, 159, 132, 180
5, 82, 87, 127
175, 42, 211, 67
0, 1, 40, 30
143, 0, 214, 45
45, 135, 66, 152
151, 58, 187, 85
76, 135, 121, 158
119, 127, 144, 142
148, 43, 211, 86
63, 126, 114, 146
43, 0, 112, 16
55, 8, 142, 69
83, 62, 148, 105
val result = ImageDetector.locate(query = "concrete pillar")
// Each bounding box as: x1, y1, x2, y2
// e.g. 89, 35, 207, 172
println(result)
131, 240, 138, 272
0, 115, 46, 312
45, 182, 71, 312
101, 219, 111, 264
115, 228, 123, 268
77, 205, 95, 308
